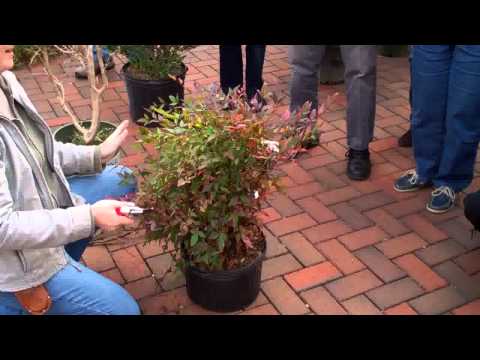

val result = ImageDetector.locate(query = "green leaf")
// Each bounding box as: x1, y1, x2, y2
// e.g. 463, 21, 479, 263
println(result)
190, 232, 199, 247
132, 142, 144, 152
231, 213, 239, 229
139, 126, 150, 137
206, 134, 216, 143
217, 233, 227, 251
146, 229, 164, 241
167, 128, 186, 135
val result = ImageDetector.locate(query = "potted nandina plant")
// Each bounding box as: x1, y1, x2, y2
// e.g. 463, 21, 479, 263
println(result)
108, 45, 196, 126
134, 84, 333, 312
31, 45, 117, 146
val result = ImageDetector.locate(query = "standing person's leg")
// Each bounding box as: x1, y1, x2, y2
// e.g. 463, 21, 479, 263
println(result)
76, 46, 115, 79
412, 45, 453, 183
395, 45, 452, 193
245, 45, 266, 100
398, 46, 413, 147
340, 45, 377, 151
340, 45, 377, 180
0, 260, 140, 315
219, 45, 244, 95
101, 47, 111, 63
429, 45, 480, 212
65, 165, 137, 261
92, 46, 113, 63
289, 45, 325, 111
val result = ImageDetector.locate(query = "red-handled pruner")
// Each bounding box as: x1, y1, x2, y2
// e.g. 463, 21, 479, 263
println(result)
115, 206, 153, 217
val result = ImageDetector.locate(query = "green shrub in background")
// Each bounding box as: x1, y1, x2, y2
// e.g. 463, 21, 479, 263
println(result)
13, 45, 37, 68
107, 45, 197, 80
378, 45, 409, 58
13, 45, 62, 68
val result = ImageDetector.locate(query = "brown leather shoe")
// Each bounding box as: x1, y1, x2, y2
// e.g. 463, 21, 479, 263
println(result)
75, 55, 115, 79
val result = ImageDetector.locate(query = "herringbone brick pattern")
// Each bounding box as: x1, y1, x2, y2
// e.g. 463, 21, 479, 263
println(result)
14, 45, 480, 315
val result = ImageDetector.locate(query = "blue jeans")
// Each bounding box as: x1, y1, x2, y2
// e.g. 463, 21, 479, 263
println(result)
0, 165, 139, 315
65, 165, 137, 261
412, 45, 480, 192
0, 259, 140, 315
408, 46, 412, 121
93, 46, 110, 63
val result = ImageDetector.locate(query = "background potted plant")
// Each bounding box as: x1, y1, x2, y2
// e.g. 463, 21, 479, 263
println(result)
134, 84, 334, 312
31, 45, 118, 146
378, 45, 409, 58
107, 45, 196, 126
14, 45, 61, 70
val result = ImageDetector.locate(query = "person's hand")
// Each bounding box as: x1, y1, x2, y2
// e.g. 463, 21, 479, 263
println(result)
91, 200, 136, 231
99, 120, 129, 163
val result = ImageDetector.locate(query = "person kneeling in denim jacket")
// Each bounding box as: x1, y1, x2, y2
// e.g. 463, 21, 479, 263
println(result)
0, 45, 140, 315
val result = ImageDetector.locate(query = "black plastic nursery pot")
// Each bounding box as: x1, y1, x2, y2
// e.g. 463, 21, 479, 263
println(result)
184, 240, 267, 313
54, 121, 121, 164
122, 63, 187, 126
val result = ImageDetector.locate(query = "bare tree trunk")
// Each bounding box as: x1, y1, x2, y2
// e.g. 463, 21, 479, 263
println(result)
39, 45, 109, 145
41, 47, 86, 137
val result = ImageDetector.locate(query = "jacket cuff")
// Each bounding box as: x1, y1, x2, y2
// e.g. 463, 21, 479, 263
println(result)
94, 146, 104, 173
67, 204, 96, 241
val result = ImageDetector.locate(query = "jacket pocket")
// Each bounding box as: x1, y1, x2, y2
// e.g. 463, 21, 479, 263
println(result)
16, 250, 29, 273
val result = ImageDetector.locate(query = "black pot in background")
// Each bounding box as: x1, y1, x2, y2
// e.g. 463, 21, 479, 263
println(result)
122, 63, 187, 126
53, 121, 121, 164
185, 240, 266, 313
53, 121, 116, 145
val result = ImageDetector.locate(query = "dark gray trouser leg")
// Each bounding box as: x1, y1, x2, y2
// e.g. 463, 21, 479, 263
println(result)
340, 45, 377, 151
289, 45, 326, 111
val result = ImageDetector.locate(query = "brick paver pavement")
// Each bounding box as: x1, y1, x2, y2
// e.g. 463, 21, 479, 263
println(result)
14, 45, 480, 315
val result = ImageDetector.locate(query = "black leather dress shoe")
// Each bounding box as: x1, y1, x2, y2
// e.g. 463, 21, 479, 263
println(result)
346, 148, 371, 181
464, 191, 480, 234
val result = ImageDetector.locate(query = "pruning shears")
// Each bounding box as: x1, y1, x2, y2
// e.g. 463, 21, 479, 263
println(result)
115, 205, 153, 217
